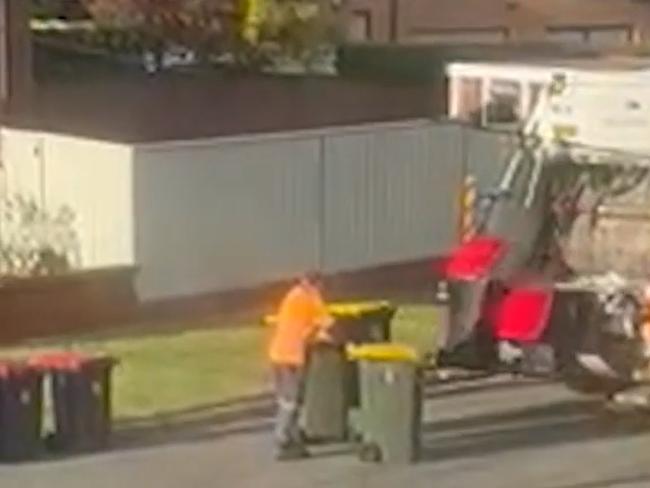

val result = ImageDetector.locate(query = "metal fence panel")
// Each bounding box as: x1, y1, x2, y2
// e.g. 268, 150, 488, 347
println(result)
132, 135, 322, 301
321, 123, 462, 272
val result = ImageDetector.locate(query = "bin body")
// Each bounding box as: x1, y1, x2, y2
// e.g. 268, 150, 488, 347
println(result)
51, 359, 114, 451
358, 359, 421, 464
30, 354, 115, 452
0, 365, 43, 461
302, 343, 349, 441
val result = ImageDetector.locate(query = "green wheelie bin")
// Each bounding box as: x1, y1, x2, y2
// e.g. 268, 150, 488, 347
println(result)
327, 302, 397, 414
348, 343, 422, 464
301, 342, 350, 441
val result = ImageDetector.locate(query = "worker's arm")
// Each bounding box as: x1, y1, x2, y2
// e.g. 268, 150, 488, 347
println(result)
311, 292, 335, 342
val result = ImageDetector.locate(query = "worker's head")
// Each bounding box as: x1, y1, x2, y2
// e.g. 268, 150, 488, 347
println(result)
301, 270, 324, 290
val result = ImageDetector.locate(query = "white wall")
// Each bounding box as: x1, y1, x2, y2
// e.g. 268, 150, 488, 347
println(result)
1, 128, 135, 268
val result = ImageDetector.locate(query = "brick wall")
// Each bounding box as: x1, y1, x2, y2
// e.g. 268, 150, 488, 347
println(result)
346, 0, 650, 45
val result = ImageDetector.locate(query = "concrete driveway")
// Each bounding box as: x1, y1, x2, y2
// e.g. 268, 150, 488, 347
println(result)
2, 375, 650, 488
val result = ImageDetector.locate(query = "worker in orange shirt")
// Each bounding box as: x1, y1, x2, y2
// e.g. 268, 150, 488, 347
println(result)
269, 271, 334, 460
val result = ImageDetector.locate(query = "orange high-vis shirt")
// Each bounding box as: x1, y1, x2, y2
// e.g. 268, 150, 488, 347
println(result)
268, 284, 332, 366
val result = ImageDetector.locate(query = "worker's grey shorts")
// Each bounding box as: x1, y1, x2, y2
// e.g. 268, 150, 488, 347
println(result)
272, 365, 305, 446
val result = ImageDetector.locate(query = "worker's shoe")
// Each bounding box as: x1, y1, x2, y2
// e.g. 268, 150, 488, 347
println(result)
276, 443, 310, 461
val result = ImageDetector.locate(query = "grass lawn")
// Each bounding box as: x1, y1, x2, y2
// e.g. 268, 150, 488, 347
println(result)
0, 305, 439, 421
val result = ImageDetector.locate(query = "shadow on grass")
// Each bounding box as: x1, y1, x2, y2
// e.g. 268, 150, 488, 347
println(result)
15, 317, 262, 348
10, 288, 434, 348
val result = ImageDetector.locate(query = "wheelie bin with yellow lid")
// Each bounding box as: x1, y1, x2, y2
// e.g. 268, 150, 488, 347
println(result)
348, 343, 422, 464
264, 302, 398, 442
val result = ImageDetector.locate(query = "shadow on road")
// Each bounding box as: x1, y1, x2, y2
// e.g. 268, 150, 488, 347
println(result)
542, 474, 650, 488
424, 374, 552, 401
24, 376, 650, 470
420, 397, 650, 464
111, 392, 275, 452
11, 392, 276, 465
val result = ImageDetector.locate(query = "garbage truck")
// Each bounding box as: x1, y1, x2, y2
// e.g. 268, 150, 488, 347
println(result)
438, 67, 650, 406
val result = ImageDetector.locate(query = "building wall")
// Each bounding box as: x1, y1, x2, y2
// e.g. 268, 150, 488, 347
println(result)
346, 0, 650, 45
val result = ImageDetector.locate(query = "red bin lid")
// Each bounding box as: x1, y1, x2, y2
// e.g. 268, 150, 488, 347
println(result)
0, 360, 33, 378
28, 351, 88, 371
444, 236, 507, 280
493, 285, 554, 343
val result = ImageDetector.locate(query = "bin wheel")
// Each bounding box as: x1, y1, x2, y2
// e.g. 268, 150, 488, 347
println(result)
358, 442, 382, 463
44, 433, 66, 453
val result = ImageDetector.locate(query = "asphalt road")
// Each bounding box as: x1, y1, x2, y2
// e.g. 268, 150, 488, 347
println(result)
2, 375, 650, 488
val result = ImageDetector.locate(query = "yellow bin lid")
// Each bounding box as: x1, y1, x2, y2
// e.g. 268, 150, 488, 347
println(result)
346, 343, 418, 363
263, 301, 393, 326
328, 301, 393, 317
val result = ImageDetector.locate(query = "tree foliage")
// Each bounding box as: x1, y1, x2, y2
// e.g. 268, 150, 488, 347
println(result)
257, 0, 342, 69
82, 0, 225, 55
80, 0, 344, 71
